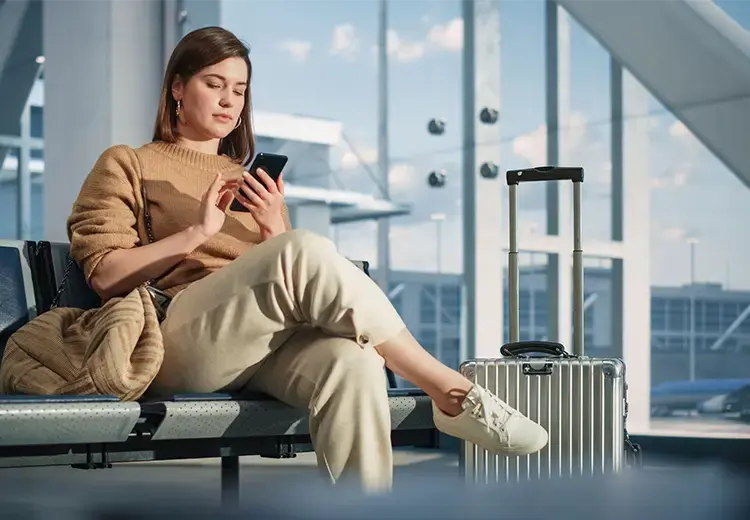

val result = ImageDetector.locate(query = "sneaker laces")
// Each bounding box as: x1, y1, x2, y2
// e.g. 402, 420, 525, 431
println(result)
468, 388, 516, 434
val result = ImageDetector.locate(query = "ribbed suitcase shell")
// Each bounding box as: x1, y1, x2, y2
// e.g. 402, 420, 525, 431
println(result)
459, 356, 627, 482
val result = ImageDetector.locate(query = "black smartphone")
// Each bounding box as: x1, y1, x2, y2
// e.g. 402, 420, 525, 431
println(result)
230, 152, 289, 212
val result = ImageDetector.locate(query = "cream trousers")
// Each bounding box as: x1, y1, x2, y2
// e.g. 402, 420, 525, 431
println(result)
151, 229, 407, 491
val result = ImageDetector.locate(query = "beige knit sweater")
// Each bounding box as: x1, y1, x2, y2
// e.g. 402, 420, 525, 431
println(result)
66, 141, 291, 298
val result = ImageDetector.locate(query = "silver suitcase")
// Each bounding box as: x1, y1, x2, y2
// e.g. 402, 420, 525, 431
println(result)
459, 166, 640, 483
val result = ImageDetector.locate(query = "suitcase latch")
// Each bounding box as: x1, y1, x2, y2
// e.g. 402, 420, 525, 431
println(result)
522, 362, 554, 376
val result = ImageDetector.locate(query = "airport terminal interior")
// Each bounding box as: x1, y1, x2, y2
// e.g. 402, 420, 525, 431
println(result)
1, 0, 750, 516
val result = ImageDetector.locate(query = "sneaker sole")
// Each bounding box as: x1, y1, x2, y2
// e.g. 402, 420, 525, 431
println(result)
451, 427, 549, 457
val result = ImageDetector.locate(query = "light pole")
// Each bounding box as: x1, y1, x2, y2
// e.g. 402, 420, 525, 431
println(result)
687, 237, 699, 381
431, 213, 446, 363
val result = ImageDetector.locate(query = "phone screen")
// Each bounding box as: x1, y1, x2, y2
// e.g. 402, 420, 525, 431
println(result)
229, 153, 288, 212
248, 153, 288, 184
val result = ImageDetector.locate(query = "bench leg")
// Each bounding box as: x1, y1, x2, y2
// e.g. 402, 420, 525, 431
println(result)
221, 455, 240, 507
386, 367, 398, 388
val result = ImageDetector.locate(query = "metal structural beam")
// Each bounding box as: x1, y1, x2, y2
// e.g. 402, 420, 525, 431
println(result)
16, 103, 31, 239
375, 0, 390, 292
557, 0, 750, 188
709, 302, 750, 352
461, 0, 503, 359
0, 135, 43, 148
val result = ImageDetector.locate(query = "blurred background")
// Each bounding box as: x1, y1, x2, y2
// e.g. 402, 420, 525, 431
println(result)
1, 0, 750, 447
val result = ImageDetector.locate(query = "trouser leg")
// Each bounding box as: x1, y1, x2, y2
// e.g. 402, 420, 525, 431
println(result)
154, 229, 406, 394
246, 327, 393, 492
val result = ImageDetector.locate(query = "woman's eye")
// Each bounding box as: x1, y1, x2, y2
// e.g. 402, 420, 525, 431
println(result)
207, 83, 220, 89
234, 91, 244, 96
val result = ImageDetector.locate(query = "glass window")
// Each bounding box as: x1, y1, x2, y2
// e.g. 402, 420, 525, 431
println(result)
420, 285, 436, 324
440, 284, 461, 323
652, 298, 667, 331
667, 298, 688, 332
648, 86, 750, 436
30, 106, 44, 139
418, 328, 437, 357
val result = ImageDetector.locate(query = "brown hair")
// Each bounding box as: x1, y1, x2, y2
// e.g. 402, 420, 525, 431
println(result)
153, 26, 254, 166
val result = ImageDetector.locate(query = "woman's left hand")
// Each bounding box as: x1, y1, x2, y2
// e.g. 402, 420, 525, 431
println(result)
234, 168, 287, 239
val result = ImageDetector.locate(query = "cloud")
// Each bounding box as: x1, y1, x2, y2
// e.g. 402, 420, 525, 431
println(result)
511, 112, 592, 169
661, 226, 687, 241
669, 120, 691, 139
547, 115, 691, 193
512, 123, 548, 167
334, 148, 419, 198
650, 165, 690, 189
511, 111, 592, 169
279, 40, 312, 62
330, 23, 359, 60
510, 111, 627, 199
388, 162, 418, 193
369, 17, 463, 65
426, 17, 463, 51
387, 30, 425, 63
339, 147, 378, 170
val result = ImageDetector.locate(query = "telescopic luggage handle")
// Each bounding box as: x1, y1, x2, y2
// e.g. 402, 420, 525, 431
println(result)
506, 166, 585, 357
506, 166, 584, 185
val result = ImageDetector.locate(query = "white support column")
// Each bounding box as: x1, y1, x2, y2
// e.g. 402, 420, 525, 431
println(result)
462, 0, 503, 359
545, 1, 573, 348
43, 0, 166, 241
612, 65, 651, 433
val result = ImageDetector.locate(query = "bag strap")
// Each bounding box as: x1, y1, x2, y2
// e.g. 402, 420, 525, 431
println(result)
50, 253, 75, 310
138, 158, 157, 245
135, 151, 176, 287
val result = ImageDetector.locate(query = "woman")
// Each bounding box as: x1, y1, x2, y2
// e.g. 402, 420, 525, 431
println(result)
67, 26, 547, 492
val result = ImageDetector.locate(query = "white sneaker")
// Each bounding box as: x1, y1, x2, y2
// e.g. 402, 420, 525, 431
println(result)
433, 384, 548, 456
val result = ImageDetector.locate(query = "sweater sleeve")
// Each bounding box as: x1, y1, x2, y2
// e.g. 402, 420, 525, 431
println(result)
66, 145, 142, 282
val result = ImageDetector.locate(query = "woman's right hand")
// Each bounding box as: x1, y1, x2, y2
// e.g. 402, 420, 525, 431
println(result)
196, 173, 237, 239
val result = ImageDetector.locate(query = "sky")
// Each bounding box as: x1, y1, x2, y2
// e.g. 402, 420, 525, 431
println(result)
220, 0, 750, 291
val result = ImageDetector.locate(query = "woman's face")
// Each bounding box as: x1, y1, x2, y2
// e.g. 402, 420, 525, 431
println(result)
172, 57, 248, 141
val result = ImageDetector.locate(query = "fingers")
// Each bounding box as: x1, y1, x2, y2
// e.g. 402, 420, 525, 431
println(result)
205, 172, 224, 201
240, 182, 264, 207
255, 168, 278, 194
277, 173, 284, 195
233, 190, 256, 212
222, 179, 243, 191
216, 189, 235, 212
243, 171, 268, 197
